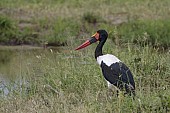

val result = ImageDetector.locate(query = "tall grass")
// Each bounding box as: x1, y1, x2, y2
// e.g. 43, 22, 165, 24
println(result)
0, 43, 169, 112
115, 20, 170, 49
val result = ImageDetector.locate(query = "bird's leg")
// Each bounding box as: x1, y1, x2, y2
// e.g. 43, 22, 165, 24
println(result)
107, 81, 119, 98
117, 90, 119, 97
107, 81, 113, 90
106, 81, 114, 98
118, 91, 124, 99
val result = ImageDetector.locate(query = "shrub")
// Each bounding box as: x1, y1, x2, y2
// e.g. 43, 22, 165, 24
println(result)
0, 16, 18, 44
82, 12, 99, 24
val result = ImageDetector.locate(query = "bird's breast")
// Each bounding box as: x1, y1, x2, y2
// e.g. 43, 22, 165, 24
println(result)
97, 54, 120, 66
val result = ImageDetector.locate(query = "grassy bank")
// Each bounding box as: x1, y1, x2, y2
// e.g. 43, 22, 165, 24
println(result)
0, 0, 170, 49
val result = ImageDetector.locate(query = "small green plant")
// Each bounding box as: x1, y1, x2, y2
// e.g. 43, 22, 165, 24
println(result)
82, 12, 99, 24
0, 16, 17, 44
0, 16, 12, 30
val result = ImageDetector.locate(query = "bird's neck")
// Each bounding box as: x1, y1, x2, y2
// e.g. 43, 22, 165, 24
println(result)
95, 40, 106, 59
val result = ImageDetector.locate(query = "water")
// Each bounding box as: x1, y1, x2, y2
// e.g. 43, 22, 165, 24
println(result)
0, 46, 61, 97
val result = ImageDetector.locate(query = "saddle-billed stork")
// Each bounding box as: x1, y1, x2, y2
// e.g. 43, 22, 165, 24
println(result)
75, 30, 135, 96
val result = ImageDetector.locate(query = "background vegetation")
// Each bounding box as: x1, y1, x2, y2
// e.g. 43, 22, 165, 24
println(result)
0, 0, 170, 48
0, 0, 170, 112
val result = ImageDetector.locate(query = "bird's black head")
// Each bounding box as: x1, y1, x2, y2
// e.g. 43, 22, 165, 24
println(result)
96, 30, 108, 41
75, 29, 108, 50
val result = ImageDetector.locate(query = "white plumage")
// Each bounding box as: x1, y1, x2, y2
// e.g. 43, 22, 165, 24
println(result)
97, 54, 120, 66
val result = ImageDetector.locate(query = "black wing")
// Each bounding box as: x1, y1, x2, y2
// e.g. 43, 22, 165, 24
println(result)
101, 61, 135, 95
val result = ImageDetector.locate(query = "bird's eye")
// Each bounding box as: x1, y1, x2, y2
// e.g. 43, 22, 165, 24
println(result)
91, 32, 97, 37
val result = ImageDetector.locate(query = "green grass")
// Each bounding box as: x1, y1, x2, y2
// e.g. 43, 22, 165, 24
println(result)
115, 20, 170, 49
0, 43, 170, 112
0, 0, 170, 112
